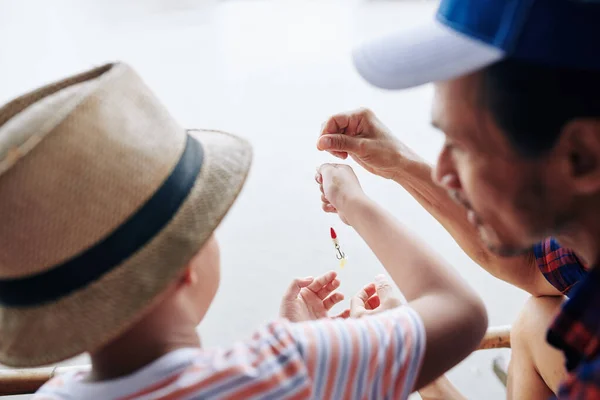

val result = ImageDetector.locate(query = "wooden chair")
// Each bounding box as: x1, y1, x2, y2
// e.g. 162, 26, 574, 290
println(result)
418, 325, 511, 400
0, 326, 511, 397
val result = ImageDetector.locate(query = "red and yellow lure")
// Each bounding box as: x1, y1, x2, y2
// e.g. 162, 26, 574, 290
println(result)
330, 227, 347, 268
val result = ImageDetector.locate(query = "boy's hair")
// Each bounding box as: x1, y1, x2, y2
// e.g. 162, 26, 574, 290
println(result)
480, 58, 600, 157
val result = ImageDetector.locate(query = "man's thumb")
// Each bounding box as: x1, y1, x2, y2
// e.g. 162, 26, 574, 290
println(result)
318, 134, 361, 153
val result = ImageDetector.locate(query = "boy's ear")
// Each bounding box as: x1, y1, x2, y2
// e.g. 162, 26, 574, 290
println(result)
178, 265, 196, 286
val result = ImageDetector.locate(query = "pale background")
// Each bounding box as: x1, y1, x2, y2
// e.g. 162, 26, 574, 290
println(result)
0, 0, 528, 398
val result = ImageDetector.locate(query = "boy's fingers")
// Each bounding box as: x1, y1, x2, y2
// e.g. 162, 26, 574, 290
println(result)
350, 283, 377, 316
350, 298, 374, 318
283, 277, 314, 301
334, 309, 351, 319
315, 172, 323, 184
323, 292, 344, 310
322, 204, 337, 213
365, 294, 381, 310
307, 271, 337, 293
361, 283, 377, 300
316, 278, 340, 300
350, 296, 365, 316
374, 274, 400, 304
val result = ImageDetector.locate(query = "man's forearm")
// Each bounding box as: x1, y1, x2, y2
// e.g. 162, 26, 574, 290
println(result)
393, 159, 492, 267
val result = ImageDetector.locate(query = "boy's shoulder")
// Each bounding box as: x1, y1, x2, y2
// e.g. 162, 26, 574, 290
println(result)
33, 320, 309, 400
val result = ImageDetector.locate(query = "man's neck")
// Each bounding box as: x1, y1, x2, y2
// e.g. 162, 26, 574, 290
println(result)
556, 200, 600, 267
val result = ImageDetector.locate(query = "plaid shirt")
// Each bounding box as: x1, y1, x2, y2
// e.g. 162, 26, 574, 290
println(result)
533, 238, 588, 297
533, 238, 600, 399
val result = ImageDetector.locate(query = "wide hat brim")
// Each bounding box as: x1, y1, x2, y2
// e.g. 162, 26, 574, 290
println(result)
0, 127, 252, 367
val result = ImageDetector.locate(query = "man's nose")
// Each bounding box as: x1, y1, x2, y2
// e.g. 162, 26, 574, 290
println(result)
437, 172, 461, 190
432, 150, 461, 190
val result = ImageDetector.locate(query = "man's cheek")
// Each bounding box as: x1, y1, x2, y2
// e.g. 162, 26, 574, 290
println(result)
461, 170, 486, 202
467, 178, 502, 214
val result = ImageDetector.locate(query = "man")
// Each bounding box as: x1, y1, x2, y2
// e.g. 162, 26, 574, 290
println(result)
317, 0, 600, 398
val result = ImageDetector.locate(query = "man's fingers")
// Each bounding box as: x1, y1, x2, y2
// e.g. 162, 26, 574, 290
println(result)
319, 108, 373, 137
323, 292, 344, 310
317, 134, 363, 155
320, 114, 349, 136
307, 271, 337, 293
316, 278, 340, 300
283, 277, 314, 301
331, 151, 349, 159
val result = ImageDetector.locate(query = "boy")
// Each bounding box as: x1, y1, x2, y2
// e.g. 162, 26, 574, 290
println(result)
0, 62, 486, 399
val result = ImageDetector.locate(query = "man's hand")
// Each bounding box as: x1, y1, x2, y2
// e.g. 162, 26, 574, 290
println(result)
280, 271, 347, 322
317, 108, 420, 180
315, 163, 367, 225
350, 275, 405, 318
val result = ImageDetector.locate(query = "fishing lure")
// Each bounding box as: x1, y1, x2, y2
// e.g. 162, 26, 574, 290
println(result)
330, 227, 347, 268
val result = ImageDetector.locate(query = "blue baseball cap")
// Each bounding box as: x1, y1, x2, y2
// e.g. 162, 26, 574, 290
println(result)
353, 0, 600, 90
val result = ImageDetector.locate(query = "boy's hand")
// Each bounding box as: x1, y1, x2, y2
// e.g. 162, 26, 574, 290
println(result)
280, 271, 347, 322
350, 275, 404, 318
316, 163, 367, 225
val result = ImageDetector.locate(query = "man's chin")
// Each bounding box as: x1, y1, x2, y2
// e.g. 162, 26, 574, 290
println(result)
479, 226, 531, 258
486, 243, 531, 257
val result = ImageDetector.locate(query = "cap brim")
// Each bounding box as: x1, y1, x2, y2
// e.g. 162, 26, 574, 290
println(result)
352, 18, 505, 90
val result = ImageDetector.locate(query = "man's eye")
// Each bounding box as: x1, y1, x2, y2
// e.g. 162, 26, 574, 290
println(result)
444, 140, 462, 153
443, 140, 455, 151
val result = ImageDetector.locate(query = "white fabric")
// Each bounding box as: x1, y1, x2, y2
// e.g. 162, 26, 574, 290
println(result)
352, 18, 505, 90
35, 348, 201, 400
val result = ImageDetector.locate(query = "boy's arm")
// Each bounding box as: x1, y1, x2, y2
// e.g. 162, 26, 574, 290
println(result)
345, 196, 487, 389
289, 306, 426, 400
317, 164, 487, 390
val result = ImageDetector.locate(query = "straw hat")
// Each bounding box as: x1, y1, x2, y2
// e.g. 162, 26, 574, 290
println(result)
0, 63, 252, 367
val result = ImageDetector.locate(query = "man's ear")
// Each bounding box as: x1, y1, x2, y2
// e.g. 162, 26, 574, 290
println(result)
561, 119, 600, 195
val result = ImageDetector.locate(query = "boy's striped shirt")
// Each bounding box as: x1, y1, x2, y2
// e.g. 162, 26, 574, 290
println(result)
34, 307, 425, 400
